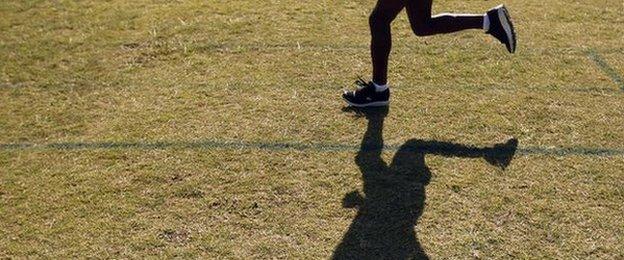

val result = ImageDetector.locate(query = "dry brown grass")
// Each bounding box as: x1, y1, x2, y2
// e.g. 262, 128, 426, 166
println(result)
1, 0, 623, 258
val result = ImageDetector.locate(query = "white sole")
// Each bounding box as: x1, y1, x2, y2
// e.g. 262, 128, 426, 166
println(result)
497, 6, 515, 52
343, 99, 389, 107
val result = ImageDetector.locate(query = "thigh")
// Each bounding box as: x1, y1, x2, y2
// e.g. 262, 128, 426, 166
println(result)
371, 0, 405, 21
404, 0, 433, 25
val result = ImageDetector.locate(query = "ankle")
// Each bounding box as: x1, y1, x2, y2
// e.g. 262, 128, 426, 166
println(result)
372, 81, 389, 92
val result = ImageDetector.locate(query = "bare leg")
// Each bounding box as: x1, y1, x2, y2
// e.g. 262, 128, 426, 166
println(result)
369, 0, 404, 85
405, 0, 483, 36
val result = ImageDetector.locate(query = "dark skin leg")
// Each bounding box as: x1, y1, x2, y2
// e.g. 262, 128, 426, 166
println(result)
370, 0, 484, 85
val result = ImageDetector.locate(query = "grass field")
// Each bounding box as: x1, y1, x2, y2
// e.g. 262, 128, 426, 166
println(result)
1, 0, 623, 258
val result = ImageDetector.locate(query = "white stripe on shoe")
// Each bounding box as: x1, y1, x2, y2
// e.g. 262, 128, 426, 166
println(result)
343, 99, 390, 107
497, 6, 515, 52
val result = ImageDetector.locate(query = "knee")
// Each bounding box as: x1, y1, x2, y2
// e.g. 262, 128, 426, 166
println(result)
369, 11, 391, 29
410, 21, 432, 36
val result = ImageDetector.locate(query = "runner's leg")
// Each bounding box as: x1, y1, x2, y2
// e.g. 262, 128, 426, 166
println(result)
370, 0, 405, 85
405, 0, 483, 36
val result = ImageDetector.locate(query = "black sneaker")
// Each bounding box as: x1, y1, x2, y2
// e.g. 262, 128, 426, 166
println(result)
486, 5, 516, 53
342, 78, 390, 107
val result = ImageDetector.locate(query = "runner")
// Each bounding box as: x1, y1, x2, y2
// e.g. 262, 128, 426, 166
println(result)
343, 1, 516, 107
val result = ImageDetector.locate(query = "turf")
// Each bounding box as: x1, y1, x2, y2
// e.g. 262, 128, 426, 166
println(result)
1, 0, 623, 258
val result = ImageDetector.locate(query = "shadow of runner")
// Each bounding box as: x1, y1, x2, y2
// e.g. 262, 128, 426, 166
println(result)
333, 106, 518, 260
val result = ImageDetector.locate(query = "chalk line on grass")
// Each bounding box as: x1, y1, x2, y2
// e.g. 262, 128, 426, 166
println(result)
587, 49, 624, 91
1, 139, 624, 157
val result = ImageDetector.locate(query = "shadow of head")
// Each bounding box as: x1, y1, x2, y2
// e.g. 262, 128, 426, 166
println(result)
389, 140, 432, 185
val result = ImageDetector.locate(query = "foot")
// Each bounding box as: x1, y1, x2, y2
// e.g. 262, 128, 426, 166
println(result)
342, 78, 390, 107
484, 138, 519, 170
486, 5, 517, 53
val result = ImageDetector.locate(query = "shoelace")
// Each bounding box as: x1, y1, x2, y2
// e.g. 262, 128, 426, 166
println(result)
354, 76, 370, 90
